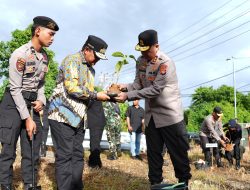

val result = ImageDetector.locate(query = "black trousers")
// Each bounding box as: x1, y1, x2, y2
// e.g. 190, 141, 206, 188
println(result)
200, 136, 220, 165
0, 91, 42, 185
225, 142, 241, 161
145, 117, 191, 184
87, 101, 105, 152
49, 119, 85, 190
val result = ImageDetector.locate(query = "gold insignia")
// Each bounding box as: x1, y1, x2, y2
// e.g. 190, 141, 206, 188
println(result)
47, 22, 55, 30
28, 66, 35, 72
139, 39, 144, 46
99, 48, 106, 54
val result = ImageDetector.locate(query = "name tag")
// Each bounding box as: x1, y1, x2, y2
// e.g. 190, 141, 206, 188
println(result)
206, 143, 218, 148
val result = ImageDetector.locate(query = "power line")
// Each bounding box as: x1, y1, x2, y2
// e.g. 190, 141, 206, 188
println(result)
171, 20, 250, 58
160, 0, 234, 45
162, 0, 249, 50
175, 28, 250, 62
167, 9, 250, 54
237, 83, 250, 89
181, 65, 250, 91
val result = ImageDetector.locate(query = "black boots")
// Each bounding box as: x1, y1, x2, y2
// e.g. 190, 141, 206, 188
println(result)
0, 184, 12, 190
236, 160, 240, 170
88, 149, 102, 168
107, 152, 117, 160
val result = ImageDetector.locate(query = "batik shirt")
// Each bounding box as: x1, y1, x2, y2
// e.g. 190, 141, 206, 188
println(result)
48, 51, 96, 128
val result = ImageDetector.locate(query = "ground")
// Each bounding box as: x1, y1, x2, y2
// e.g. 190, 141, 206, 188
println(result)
5, 144, 250, 190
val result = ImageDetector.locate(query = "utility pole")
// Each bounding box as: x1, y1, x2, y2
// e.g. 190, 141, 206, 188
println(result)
226, 57, 237, 119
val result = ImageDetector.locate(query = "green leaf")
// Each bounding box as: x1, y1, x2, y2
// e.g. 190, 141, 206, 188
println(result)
112, 52, 124, 58
123, 59, 129, 65
115, 61, 123, 73
129, 55, 136, 60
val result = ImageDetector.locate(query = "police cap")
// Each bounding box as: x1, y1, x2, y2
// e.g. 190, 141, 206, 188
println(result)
33, 16, 59, 31
135, 29, 158, 51
228, 119, 237, 128
84, 35, 108, 60
213, 106, 223, 117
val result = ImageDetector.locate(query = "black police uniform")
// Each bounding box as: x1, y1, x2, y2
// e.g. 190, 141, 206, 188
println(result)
0, 16, 58, 190
224, 119, 242, 169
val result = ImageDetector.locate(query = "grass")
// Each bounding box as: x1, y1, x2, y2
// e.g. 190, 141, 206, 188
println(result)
2, 145, 250, 190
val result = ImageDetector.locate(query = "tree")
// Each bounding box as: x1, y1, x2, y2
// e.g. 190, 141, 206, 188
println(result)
0, 25, 59, 100
186, 85, 250, 132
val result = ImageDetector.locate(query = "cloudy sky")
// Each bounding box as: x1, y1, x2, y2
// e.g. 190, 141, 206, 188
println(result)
1, 0, 250, 108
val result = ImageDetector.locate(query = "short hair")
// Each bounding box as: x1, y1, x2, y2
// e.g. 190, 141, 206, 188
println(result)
31, 24, 39, 37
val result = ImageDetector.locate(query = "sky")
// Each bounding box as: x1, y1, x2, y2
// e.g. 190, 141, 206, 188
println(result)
0, 0, 250, 108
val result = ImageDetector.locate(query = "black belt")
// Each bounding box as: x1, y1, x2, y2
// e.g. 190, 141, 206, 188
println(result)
6, 87, 37, 102
22, 91, 37, 102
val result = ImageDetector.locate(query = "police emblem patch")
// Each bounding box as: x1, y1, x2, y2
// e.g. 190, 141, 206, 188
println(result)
139, 39, 144, 46
47, 22, 56, 30
16, 58, 26, 72
159, 64, 167, 75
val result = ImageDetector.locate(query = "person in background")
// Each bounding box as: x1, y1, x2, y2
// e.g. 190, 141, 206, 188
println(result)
103, 102, 122, 160
87, 100, 106, 168
199, 106, 228, 167
224, 119, 242, 170
126, 100, 145, 160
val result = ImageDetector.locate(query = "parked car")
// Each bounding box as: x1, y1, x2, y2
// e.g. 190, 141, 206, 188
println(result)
187, 132, 200, 144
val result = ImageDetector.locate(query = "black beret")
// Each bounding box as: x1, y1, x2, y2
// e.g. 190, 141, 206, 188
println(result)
135, 29, 158, 51
84, 35, 108, 60
33, 16, 59, 31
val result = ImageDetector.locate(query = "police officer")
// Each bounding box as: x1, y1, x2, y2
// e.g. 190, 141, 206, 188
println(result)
115, 30, 192, 188
0, 16, 59, 190
103, 102, 122, 160
199, 107, 228, 167
48, 35, 110, 190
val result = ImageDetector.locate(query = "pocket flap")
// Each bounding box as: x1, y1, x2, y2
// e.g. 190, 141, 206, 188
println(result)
0, 115, 13, 129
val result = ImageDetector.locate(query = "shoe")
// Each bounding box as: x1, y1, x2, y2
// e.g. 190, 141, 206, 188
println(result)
107, 153, 117, 160
117, 150, 122, 157
135, 155, 143, 161
228, 159, 233, 167
116, 145, 122, 157
236, 160, 240, 170
40, 143, 47, 157
1, 184, 12, 190
131, 156, 136, 160
88, 150, 102, 168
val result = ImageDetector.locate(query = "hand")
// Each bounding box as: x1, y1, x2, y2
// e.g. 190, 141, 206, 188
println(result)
128, 126, 133, 132
97, 91, 110, 101
25, 117, 37, 140
224, 136, 230, 143
115, 92, 128, 103
117, 83, 128, 92
220, 139, 226, 148
32, 100, 43, 112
